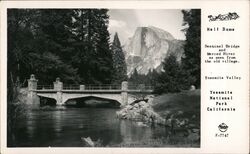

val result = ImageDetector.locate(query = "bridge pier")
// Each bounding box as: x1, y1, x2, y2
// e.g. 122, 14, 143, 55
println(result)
54, 78, 63, 105
121, 81, 128, 106
27, 74, 38, 104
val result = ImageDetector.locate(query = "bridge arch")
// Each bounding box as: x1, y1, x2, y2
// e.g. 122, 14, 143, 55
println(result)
65, 96, 121, 108
39, 96, 57, 106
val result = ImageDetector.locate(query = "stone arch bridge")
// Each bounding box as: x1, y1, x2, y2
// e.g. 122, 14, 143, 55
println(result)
27, 75, 153, 106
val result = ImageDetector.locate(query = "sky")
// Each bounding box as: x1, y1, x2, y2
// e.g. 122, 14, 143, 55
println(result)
108, 9, 186, 45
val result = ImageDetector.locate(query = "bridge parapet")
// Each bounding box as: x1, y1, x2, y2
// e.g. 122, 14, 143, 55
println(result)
28, 74, 38, 91
54, 77, 63, 91
80, 85, 85, 90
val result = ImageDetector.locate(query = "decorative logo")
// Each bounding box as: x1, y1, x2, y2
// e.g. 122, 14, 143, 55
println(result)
208, 12, 239, 22
218, 123, 228, 132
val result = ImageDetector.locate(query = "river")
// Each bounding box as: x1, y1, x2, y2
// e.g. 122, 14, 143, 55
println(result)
12, 107, 172, 147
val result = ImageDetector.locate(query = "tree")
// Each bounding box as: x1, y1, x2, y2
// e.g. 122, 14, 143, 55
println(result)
182, 9, 201, 88
31, 9, 79, 84
129, 69, 139, 84
7, 9, 80, 85
111, 32, 127, 84
7, 9, 37, 86
154, 54, 185, 94
71, 9, 113, 84
148, 69, 159, 87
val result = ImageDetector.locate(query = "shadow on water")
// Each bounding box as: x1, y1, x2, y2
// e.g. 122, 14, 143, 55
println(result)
65, 97, 121, 108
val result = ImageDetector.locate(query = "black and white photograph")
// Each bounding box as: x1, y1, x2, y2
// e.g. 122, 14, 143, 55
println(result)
7, 8, 201, 147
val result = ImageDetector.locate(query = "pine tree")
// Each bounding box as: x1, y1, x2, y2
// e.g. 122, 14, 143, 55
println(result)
93, 9, 113, 84
7, 9, 114, 85
7, 9, 79, 85
182, 9, 201, 88
154, 54, 183, 94
29, 9, 79, 84
71, 9, 113, 84
150, 69, 159, 87
111, 32, 127, 84
129, 69, 139, 85
7, 9, 37, 86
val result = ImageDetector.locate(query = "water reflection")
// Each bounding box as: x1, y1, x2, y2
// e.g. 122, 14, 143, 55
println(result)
26, 112, 35, 138
12, 108, 169, 147
119, 120, 153, 143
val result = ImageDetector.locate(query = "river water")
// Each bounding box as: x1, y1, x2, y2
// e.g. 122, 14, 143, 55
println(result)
13, 107, 172, 147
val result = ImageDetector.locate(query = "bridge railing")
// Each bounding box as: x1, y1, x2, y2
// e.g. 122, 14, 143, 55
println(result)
128, 84, 154, 91
36, 84, 153, 91
37, 85, 54, 90
85, 84, 121, 90
63, 84, 80, 90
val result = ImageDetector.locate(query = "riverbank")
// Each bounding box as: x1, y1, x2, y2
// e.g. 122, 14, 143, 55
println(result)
116, 89, 200, 147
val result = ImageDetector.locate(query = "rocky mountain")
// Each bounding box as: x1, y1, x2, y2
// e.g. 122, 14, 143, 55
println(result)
123, 26, 185, 76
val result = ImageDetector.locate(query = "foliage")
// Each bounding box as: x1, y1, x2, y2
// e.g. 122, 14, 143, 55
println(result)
154, 54, 189, 94
7, 9, 115, 85
111, 32, 127, 83
181, 9, 201, 88
129, 69, 159, 86
7, 9, 79, 85
7, 83, 27, 146
71, 9, 113, 84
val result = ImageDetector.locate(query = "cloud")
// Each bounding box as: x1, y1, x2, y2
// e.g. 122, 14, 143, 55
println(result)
109, 19, 127, 28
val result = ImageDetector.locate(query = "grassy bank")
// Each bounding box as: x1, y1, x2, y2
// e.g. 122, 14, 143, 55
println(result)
152, 89, 200, 128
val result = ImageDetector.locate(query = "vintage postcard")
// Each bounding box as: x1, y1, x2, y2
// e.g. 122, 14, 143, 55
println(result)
0, 0, 249, 154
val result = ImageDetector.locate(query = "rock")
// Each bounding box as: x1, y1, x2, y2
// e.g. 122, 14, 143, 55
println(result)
190, 85, 196, 91
177, 110, 184, 115
136, 122, 148, 127
133, 103, 139, 108
124, 26, 184, 75
126, 105, 133, 110
146, 95, 154, 99
139, 101, 147, 106
121, 112, 127, 118
81, 137, 95, 147
116, 98, 166, 126
147, 97, 154, 104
